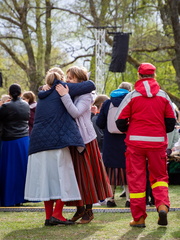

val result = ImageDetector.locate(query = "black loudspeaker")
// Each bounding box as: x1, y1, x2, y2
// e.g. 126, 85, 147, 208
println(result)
109, 33, 130, 73
0, 72, 2, 87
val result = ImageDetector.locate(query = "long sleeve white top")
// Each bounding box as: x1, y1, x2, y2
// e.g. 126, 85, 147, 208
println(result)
61, 93, 97, 144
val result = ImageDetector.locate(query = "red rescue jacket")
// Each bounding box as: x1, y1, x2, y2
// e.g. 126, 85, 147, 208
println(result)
116, 78, 176, 148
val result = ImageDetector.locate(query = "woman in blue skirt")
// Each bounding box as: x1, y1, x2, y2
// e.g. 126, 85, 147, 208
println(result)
0, 84, 30, 206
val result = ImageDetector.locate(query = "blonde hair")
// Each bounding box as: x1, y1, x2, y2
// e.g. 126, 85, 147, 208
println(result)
48, 67, 64, 80
22, 91, 36, 104
1, 94, 10, 103
66, 66, 88, 82
118, 82, 133, 92
45, 67, 65, 86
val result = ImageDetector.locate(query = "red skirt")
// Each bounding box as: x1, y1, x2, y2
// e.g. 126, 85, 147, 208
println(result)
105, 167, 127, 186
66, 139, 113, 206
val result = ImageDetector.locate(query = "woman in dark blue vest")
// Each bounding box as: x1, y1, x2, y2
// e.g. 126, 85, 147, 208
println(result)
25, 68, 95, 226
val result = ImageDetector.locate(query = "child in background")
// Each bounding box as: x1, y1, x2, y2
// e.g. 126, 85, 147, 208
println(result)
91, 94, 109, 153
22, 91, 37, 134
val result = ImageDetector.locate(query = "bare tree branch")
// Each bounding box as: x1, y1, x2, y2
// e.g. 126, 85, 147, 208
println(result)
59, 54, 94, 68
0, 36, 24, 41
0, 15, 21, 27
52, 6, 94, 25
130, 45, 175, 52
0, 40, 28, 71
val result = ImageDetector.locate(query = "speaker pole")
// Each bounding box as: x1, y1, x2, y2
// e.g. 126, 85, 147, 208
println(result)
88, 26, 122, 94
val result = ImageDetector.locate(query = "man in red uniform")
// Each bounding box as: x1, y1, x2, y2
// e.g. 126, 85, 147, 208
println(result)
116, 63, 176, 227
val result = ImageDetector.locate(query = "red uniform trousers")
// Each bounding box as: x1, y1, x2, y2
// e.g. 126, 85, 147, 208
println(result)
126, 145, 170, 222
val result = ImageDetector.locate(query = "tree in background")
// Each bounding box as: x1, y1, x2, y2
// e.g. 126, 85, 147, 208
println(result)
0, 0, 180, 106
0, 0, 53, 94
49, 0, 180, 105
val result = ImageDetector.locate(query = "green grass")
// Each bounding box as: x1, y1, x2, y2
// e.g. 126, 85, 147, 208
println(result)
0, 185, 180, 240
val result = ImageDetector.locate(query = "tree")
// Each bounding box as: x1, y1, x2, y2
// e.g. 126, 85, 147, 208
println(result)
0, 0, 180, 107
0, 0, 53, 94
53, 1, 179, 91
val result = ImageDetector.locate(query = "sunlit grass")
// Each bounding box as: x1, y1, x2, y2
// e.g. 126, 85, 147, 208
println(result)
0, 185, 179, 240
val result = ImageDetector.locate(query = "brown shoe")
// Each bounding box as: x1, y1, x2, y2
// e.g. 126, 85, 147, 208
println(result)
130, 216, 146, 228
70, 210, 85, 222
158, 205, 168, 226
78, 209, 94, 224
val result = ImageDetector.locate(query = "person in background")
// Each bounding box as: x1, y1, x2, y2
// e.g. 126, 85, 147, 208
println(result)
0, 94, 11, 155
0, 84, 30, 207
167, 103, 180, 158
0, 94, 11, 105
116, 63, 176, 227
91, 94, 109, 153
56, 66, 113, 224
25, 68, 95, 226
96, 82, 132, 208
167, 128, 180, 185
91, 94, 110, 207
22, 91, 37, 134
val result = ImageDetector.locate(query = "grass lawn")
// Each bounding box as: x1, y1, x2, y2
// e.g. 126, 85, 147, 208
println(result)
0, 185, 180, 240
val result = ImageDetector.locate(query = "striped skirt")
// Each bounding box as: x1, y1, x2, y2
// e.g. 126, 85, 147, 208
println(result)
105, 167, 127, 186
66, 139, 113, 206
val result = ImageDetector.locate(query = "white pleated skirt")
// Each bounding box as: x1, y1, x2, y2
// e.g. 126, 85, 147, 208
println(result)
24, 147, 81, 202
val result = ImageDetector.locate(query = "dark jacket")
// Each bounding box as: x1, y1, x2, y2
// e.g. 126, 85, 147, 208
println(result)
91, 113, 104, 152
96, 89, 128, 168
29, 102, 37, 135
29, 79, 95, 155
0, 97, 30, 141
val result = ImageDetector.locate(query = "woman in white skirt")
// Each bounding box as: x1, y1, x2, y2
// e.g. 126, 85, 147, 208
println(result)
25, 68, 95, 226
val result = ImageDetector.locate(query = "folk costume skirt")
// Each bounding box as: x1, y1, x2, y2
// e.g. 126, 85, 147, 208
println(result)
0, 136, 29, 207
25, 147, 81, 202
66, 139, 113, 206
105, 167, 127, 186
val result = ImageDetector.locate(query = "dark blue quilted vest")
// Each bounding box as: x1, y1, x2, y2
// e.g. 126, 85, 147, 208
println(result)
29, 79, 95, 155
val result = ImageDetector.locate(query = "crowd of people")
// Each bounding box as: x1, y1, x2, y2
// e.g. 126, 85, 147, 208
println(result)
0, 63, 179, 228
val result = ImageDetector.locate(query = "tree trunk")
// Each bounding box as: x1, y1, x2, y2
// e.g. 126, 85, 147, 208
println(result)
168, 0, 180, 92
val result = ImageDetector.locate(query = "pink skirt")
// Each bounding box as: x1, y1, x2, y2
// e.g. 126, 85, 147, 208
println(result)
66, 139, 113, 206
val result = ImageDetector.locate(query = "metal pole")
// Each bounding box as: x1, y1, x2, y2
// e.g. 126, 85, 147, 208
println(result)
95, 28, 106, 94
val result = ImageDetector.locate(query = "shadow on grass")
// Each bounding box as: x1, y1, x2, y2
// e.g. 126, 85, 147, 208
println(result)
119, 227, 145, 239
171, 230, 180, 239
171, 211, 180, 239
2, 224, 103, 240
143, 227, 167, 240
119, 226, 167, 240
